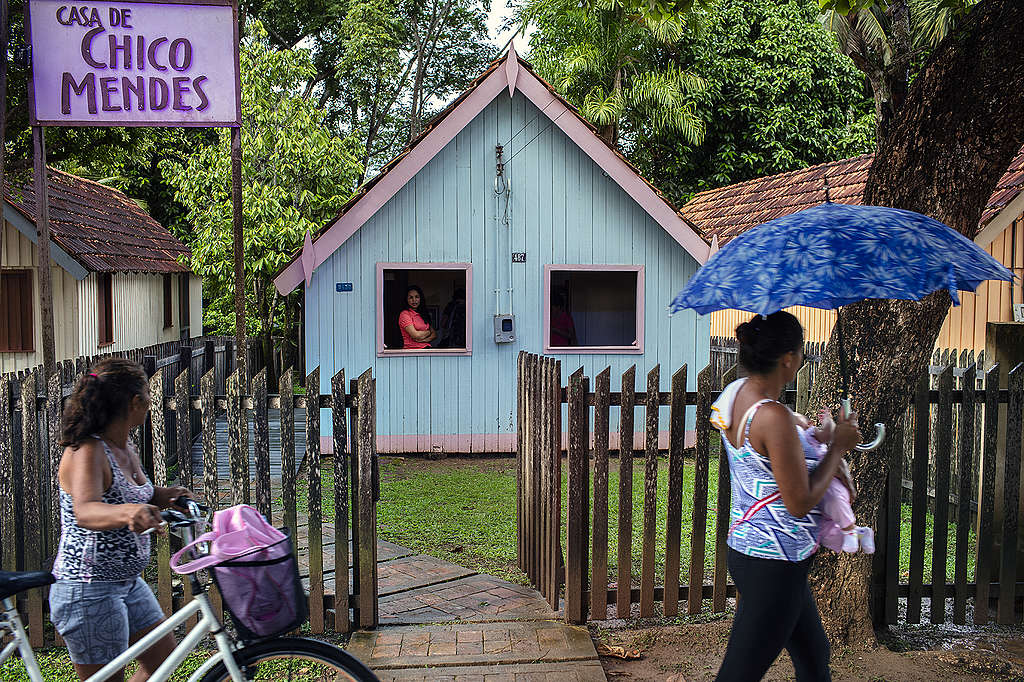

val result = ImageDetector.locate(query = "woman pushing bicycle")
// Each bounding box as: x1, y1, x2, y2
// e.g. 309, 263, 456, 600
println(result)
50, 358, 194, 681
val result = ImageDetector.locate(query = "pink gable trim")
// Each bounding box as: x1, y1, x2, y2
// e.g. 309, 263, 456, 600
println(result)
274, 52, 710, 295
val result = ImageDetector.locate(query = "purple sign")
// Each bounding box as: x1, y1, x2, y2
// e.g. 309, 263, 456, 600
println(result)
27, 0, 240, 127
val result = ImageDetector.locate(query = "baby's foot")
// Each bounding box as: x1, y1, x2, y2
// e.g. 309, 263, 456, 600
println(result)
841, 528, 859, 553
817, 408, 836, 443
857, 527, 875, 554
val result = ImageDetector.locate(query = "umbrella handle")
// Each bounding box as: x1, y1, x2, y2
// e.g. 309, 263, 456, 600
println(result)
841, 398, 886, 452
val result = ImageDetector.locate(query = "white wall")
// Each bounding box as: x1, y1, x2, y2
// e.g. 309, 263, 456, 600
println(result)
1, 220, 80, 373
78, 271, 191, 354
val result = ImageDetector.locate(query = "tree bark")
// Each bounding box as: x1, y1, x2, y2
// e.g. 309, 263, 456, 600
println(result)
808, 0, 1024, 645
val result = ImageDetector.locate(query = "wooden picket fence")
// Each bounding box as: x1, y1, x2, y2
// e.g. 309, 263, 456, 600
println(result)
517, 351, 1024, 627
0, 357, 379, 648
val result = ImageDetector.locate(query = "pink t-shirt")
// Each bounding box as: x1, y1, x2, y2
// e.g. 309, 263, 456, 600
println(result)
398, 309, 430, 349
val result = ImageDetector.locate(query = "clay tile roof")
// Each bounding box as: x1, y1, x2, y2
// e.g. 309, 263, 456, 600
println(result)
5, 168, 191, 274
682, 148, 1024, 246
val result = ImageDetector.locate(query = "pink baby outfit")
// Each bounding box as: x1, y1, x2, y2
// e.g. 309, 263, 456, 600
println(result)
798, 426, 866, 553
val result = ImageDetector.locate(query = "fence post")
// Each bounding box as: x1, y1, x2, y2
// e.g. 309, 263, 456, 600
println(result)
929, 365, 954, 623
617, 365, 636, 618
953, 363, 977, 624
175, 367, 192, 491
46, 372, 61, 556
516, 352, 525, 575
356, 368, 378, 628
348, 377, 360, 624
907, 372, 930, 624
22, 370, 45, 647
227, 370, 249, 506
997, 363, 1022, 624
332, 368, 350, 633
149, 371, 173, 616
306, 367, 324, 634
565, 368, 589, 624
0, 376, 12, 573
591, 367, 611, 620
253, 369, 271, 519
974, 364, 1000, 623
713, 365, 737, 613
664, 364, 687, 617
640, 365, 659, 618
141, 355, 156, 478
689, 363, 714, 616
280, 369, 296, 534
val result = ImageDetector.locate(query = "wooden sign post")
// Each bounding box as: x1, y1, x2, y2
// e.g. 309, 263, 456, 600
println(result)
23, 0, 243, 378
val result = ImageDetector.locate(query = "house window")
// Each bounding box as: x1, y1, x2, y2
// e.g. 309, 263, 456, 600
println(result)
544, 265, 644, 354
163, 274, 173, 329
0, 270, 34, 352
98, 272, 114, 346
377, 263, 472, 356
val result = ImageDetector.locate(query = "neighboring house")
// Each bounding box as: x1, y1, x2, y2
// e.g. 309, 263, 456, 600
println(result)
274, 46, 713, 454
1, 168, 203, 374
680, 152, 1024, 351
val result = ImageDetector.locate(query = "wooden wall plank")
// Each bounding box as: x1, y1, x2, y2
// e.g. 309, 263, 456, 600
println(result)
617, 365, 635, 618
591, 366, 610, 620
931, 365, 953, 624
640, 365, 659, 618
664, 364, 686, 617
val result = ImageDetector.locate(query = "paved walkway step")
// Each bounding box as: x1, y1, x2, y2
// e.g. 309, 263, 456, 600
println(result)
347, 622, 604, 680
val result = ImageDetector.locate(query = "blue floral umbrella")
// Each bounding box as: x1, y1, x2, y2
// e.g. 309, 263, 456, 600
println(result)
670, 202, 1015, 450
670, 203, 1013, 317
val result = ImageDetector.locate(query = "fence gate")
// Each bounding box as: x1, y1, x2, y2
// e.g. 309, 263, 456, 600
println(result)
0, 350, 380, 648
516, 352, 563, 610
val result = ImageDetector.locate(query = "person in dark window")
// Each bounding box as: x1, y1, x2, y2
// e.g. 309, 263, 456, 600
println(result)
438, 288, 467, 348
398, 285, 437, 349
550, 291, 577, 347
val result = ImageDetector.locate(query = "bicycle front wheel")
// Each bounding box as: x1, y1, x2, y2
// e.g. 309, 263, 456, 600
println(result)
199, 636, 378, 682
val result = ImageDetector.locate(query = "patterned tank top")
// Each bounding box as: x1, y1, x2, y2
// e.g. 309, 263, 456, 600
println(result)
711, 379, 821, 562
52, 437, 153, 581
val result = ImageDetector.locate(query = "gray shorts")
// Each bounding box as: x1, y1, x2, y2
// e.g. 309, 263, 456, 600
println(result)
49, 577, 165, 665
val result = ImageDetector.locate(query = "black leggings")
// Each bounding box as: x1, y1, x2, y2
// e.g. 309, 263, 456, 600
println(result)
715, 549, 831, 682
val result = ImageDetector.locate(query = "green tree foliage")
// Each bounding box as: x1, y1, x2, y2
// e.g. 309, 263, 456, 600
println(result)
635, 0, 875, 201
523, 0, 707, 147
162, 22, 362, 353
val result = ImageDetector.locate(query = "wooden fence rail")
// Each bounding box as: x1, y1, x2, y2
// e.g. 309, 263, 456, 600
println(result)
518, 352, 1024, 628
0, 358, 378, 648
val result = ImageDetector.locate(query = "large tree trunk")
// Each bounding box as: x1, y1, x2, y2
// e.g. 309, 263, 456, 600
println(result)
808, 0, 1024, 645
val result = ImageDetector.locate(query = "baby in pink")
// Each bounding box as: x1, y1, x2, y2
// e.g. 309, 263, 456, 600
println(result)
795, 410, 875, 554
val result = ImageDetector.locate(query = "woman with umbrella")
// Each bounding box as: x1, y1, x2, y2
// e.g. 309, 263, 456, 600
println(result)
671, 199, 1013, 681
712, 311, 861, 681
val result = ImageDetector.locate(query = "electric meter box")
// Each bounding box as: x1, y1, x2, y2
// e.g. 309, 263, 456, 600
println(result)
494, 314, 516, 343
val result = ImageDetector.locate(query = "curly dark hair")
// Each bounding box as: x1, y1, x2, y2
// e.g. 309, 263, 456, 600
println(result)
59, 358, 149, 448
735, 311, 804, 374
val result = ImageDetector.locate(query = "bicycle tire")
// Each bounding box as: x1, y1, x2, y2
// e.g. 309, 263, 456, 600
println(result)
198, 636, 378, 682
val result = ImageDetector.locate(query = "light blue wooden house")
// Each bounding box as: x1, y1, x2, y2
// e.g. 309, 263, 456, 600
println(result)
274, 46, 713, 454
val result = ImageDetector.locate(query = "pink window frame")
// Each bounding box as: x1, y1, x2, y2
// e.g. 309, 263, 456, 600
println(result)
543, 264, 645, 355
377, 262, 473, 357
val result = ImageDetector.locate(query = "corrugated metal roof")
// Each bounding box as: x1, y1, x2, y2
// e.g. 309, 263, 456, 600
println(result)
5, 168, 191, 274
681, 149, 1024, 246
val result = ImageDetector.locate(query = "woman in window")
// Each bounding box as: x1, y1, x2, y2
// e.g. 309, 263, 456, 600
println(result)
398, 285, 437, 349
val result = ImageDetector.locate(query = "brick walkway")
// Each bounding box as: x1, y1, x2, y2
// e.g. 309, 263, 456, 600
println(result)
342, 541, 605, 681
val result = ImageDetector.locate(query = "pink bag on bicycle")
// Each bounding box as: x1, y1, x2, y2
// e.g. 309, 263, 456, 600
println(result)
170, 504, 285, 574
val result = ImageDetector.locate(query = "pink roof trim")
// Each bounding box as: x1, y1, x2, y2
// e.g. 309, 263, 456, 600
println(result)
273, 51, 710, 294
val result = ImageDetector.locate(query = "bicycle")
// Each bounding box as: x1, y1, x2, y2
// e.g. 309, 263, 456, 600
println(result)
0, 499, 378, 682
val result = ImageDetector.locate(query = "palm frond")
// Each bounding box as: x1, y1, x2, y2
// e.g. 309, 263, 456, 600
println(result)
580, 86, 625, 126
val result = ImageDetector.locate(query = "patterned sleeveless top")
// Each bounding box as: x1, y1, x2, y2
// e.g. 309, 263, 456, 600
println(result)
52, 437, 153, 581
711, 379, 821, 562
